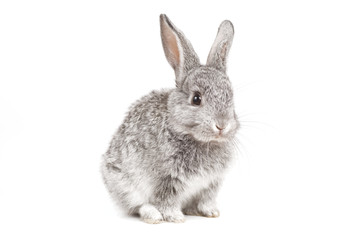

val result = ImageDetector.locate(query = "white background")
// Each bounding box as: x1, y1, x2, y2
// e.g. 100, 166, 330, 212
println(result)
1, 0, 359, 239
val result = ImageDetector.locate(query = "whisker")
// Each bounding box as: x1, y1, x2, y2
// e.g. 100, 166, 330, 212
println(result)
237, 133, 253, 160
230, 137, 248, 161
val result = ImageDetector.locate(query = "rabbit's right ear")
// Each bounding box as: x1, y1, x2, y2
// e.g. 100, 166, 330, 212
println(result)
160, 14, 200, 88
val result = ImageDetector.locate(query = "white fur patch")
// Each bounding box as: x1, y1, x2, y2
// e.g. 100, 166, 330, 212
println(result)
139, 204, 163, 224
180, 171, 221, 205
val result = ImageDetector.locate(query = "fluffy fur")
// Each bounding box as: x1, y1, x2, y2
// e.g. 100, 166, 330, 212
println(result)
102, 14, 239, 223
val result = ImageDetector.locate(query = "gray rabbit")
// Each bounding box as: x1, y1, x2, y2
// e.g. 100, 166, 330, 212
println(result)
102, 14, 239, 223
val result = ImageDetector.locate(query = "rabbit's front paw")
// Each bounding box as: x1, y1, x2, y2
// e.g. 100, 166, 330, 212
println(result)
139, 204, 164, 224
184, 207, 220, 218
161, 209, 185, 223
198, 208, 220, 218
197, 203, 220, 218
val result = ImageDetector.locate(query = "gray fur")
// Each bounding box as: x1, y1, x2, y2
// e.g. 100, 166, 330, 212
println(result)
102, 14, 239, 223
207, 20, 234, 73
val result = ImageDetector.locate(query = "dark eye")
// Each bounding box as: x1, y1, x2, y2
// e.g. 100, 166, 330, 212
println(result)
192, 92, 202, 106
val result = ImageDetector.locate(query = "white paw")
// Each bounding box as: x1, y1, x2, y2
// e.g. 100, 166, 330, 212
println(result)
139, 204, 164, 224
200, 208, 220, 218
162, 209, 185, 223
197, 204, 220, 218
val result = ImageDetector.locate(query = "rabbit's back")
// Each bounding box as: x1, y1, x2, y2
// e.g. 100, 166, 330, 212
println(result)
102, 89, 172, 212
105, 89, 171, 158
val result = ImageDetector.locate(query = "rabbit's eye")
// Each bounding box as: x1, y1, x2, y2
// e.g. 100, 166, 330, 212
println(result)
192, 92, 202, 106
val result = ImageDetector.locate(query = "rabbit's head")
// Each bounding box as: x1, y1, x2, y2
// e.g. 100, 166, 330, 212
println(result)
160, 14, 239, 143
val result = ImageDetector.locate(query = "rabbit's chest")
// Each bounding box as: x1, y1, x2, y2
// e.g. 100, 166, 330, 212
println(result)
177, 143, 231, 174
182, 171, 221, 200
167, 139, 232, 200
179, 148, 229, 199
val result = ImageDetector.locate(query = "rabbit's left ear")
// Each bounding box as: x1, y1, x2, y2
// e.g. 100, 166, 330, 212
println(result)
160, 14, 200, 88
206, 20, 234, 73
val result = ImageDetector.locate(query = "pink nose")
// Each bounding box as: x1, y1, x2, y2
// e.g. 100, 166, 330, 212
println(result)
216, 125, 225, 131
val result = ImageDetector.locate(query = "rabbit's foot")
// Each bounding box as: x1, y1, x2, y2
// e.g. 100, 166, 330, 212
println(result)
184, 205, 220, 218
139, 204, 163, 224
161, 208, 185, 223
199, 208, 220, 218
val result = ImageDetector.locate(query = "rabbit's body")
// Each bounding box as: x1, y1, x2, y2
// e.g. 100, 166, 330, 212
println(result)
102, 89, 233, 221
102, 15, 239, 223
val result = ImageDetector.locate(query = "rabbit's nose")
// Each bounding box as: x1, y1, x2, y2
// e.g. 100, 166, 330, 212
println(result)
216, 125, 225, 131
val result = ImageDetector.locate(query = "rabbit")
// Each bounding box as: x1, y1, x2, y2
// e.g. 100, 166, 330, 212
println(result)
101, 14, 239, 224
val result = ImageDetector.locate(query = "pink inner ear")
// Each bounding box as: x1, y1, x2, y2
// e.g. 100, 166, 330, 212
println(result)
164, 28, 180, 67
220, 42, 228, 61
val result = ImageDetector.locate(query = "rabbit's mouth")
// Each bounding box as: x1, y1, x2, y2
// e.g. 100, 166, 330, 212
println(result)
193, 128, 234, 143
213, 132, 231, 142
213, 136, 227, 143
181, 119, 239, 143
215, 133, 225, 139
